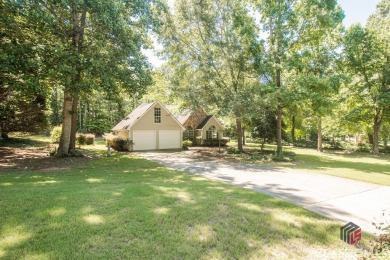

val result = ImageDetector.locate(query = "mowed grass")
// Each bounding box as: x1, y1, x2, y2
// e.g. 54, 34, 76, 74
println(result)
0, 152, 370, 259
285, 148, 390, 186
0, 135, 51, 148
230, 142, 390, 186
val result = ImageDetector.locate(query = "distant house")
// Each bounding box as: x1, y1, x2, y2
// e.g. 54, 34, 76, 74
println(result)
112, 101, 184, 151
174, 108, 224, 145
112, 102, 224, 151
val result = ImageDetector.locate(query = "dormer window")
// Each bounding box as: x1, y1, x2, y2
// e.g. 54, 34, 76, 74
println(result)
154, 108, 161, 123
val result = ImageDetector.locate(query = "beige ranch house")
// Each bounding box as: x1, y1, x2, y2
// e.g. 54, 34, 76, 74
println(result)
174, 107, 224, 145
112, 101, 224, 151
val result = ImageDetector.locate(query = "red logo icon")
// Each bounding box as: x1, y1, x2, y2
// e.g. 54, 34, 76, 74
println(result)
341, 222, 362, 245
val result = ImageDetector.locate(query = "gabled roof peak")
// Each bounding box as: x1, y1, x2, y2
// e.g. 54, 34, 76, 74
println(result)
112, 101, 185, 131
112, 102, 154, 131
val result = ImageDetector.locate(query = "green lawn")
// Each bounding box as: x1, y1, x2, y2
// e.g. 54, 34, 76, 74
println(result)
0, 150, 371, 258
284, 148, 390, 186
229, 142, 390, 186
0, 134, 51, 148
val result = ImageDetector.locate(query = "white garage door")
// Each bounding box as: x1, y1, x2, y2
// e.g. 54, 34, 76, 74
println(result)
133, 130, 157, 151
159, 130, 181, 149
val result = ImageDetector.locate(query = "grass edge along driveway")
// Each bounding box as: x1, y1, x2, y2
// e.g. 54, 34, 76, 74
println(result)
227, 142, 390, 186
0, 153, 371, 259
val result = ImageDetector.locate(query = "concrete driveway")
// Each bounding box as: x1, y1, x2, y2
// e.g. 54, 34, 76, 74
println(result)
137, 150, 390, 235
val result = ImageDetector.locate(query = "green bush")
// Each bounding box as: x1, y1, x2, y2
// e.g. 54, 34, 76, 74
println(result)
50, 125, 62, 143
340, 141, 357, 151
104, 134, 130, 151
294, 139, 316, 148
201, 137, 230, 146
76, 134, 87, 146
49, 145, 57, 156
182, 140, 192, 150
115, 139, 129, 151
357, 142, 371, 152
75, 133, 95, 147
83, 133, 95, 145
323, 141, 342, 150
227, 146, 240, 154
380, 145, 390, 154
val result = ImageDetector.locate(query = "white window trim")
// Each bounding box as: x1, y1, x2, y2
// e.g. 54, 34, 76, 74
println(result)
184, 126, 194, 140
154, 108, 161, 123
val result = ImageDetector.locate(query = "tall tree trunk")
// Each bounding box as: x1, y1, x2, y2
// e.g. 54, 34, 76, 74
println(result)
373, 108, 381, 155
317, 117, 323, 152
236, 118, 243, 152
332, 133, 335, 148
261, 138, 266, 153
276, 106, 283, 155
242, 127, 245, 146
274, 16, 283, 156
85, 102, 89, 132
67, 7, 85, 152
275, 58, 283, 155
368, 133, 374, 145
69, 96, 78, 152
51, 85, 60, 125
291, 115, 295, 145
58, 90, 73, 156
109, 101, 113, 124
269, 16, 283, 155
78, 101, 83, 130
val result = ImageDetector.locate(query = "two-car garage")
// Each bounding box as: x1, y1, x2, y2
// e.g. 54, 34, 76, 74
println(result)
132, 130, 181, 151
112, 102, 185, 151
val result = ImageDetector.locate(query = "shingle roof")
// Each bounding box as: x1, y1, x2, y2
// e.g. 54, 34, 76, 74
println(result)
196, 115, 213, 129
112, 102, 221, 131
112, 102, 153, 130
174, 109, 192, 125
164, 105, 193, 125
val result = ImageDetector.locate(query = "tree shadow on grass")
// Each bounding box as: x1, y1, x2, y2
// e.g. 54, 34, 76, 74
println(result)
291, 153, 390, 176
335, 151, 390, 162
0, 136, 105, 173
0, 154, 370, 259
0, 147, 94, 173
0, 136, 50, 148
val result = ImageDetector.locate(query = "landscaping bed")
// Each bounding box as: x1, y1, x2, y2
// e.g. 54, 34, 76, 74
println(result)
0, 135, 100, 172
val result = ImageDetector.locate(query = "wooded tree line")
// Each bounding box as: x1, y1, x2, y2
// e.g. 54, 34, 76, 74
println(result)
1, 0, 159, 156
158, 0, 389, 155
1, 0, 389, 156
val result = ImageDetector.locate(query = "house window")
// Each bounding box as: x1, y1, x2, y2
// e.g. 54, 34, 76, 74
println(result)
154, 108, 161, 123
207, 125, 217, 140
184, 126, 194, 140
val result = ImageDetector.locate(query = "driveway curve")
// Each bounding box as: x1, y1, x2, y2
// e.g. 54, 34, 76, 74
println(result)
137, 150, 390, 235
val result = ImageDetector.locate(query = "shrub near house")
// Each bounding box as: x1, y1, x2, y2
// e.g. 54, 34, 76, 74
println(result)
104, 134, 130, 151
50, 126, 95, 146
76, 133, 95, 146
200, 137, 230, 146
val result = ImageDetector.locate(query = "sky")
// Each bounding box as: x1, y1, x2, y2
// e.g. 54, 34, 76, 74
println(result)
338, 0, 380, 28
145, 0, 381, 68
